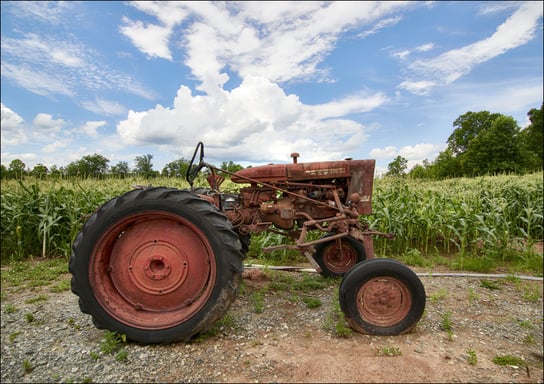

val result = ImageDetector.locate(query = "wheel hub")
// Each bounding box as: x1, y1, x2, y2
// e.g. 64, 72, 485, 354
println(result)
357, 277, 411, 327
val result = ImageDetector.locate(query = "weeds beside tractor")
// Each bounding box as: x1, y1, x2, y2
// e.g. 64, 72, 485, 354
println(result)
69, 142, 425, 344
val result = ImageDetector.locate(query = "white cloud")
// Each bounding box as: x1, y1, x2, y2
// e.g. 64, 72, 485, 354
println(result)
370, 146, 397, 159
400, 2, 543, 94
32, 113, 65, 133
1, 32, 155, 100
370, 143, 439, 162
120, 17, 175, 60
398, 143, 439, 159
358, 16, 403, 38
81, 98, 127, 116
122, 1, 415, 87
80, 121, 107, 138
1, 103, 27, 146
5, 1, 76, 25
415, 43, 434, 52
117, 75, 386, 162
42, 140, 69, 153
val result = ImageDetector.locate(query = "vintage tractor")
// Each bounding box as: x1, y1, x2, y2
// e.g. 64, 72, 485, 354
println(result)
69, 142, 425, 344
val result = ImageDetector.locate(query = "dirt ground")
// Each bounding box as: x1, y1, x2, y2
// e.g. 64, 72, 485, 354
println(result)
209, 267, 544, 383
1, 262, 543, 383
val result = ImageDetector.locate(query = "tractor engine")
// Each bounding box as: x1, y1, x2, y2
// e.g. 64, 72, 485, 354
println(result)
214, 153, 375, 235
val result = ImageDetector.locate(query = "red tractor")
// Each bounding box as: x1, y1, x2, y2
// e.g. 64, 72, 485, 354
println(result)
69, 142, 425, 344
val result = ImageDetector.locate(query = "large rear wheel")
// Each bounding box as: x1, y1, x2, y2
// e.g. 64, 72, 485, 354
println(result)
69, 187, 243, 344
339, 258, 425, 335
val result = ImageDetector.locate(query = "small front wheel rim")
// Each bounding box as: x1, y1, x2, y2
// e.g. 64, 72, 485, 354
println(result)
356, 276, 412, 327
322, 241, 358, 274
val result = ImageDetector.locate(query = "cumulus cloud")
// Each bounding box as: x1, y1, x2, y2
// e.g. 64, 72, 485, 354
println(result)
117, 75, 387, 162
33, 113, 65, 133
1, 103, 27, 146
80, 121, 107, 138
114, 2, 416, 162
399, 1, 543, 95
370, 143, 440, 164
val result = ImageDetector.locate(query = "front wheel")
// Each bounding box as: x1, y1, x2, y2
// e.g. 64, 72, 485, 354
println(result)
339, 258, 425, 335
313, 234, 365, 277
69, 187, 244, 344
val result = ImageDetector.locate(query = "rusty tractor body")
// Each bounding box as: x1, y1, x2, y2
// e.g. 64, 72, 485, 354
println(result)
69, 142, 425, 344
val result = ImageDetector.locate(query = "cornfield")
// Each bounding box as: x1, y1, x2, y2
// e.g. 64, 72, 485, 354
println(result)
1, 173, 542, 273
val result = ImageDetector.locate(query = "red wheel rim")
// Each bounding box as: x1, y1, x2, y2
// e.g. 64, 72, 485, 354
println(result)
89, 211, 216, 330
356, 276, 412, 327
322, 240, 357, 274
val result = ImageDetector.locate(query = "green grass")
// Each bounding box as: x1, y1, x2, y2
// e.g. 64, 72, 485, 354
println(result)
492, 354, 526, 367
375, 345, 402, 357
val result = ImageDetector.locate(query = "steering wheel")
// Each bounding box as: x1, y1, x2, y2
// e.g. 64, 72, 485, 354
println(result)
186, 142, 206, 187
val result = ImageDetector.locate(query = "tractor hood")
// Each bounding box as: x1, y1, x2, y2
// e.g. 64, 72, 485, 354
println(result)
231, 159, 375, 184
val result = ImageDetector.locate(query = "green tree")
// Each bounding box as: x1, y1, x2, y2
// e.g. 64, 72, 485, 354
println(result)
431, 148, 462, 179
519, 103, 543, 171
386, 156, 407, 177
49, 165, 62, 179
134, 154, 155, 178
447, 111, 501, 155
66, 154, 109, 178
0, 164, 7, 179
463, 115, 522, 175
30, 163, 48, 179
220, 160, 244, 173
111, 161, 130, 178
8, 159, 26, 179
162, 158, 190, 177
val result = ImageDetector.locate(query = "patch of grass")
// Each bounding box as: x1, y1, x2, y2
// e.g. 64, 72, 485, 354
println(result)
195, 313, 239, 342
266, 271, 332, 293
301, 296, 322, 309
100, 331, 126, 355
115, 349, 128, 362
67, 316, 81, 330
4, 303, 17, 314
25, 312, 35, 323
9, 331, 21, 343
517, 319, 535, 329
250, 289, 265, 313
25, 294, 48, 304
430, 289, 448, 303
440, 310, 454, 340
400, 248, 432, 268
467, 287, 479, 304
522, 286, 541, 302
22, 359, 33, 374
323, 298, 352, 338
376, 345, 402, 357
479, 279, 501, 290
492, 354, 526, 367
466, 348, 478, 365
523, 334, 535, 345
90, 351, 100, 361
50, 279, 71, 293
1, 258, 68, 289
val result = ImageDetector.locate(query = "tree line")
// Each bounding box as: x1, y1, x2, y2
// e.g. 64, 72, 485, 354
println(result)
1, 152, 244, 180
386, 104, 543, 178
1, 105, 542, 180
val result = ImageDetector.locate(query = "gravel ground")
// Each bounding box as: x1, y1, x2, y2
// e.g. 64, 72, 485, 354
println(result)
1, 263, 543, 383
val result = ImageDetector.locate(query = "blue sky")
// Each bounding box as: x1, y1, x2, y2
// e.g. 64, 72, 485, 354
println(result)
1, 1, 542, 175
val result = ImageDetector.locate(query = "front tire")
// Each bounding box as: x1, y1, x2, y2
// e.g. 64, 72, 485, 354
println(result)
339, 258, 425, 335
314, 234, 365, 277
69, 187, 243, 344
